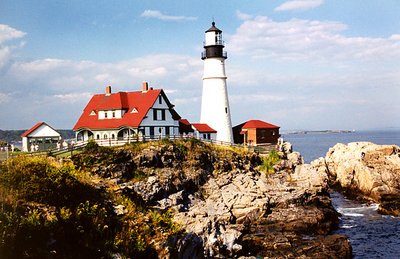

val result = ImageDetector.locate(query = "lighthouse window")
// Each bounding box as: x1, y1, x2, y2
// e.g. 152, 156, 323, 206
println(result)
225, 107, 228, 114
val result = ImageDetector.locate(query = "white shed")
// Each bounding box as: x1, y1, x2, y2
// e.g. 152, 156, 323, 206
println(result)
21, 122, 61, 152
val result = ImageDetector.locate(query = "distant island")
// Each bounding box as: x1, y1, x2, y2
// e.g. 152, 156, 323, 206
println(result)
282, 130, 355, 135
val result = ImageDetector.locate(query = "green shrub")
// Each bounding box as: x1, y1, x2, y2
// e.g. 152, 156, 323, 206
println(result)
259, 149, 281, 174
0, 156, 102, 208
0, 153, 181, 258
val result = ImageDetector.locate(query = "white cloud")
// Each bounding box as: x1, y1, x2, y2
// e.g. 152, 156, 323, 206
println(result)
275, 0, 324, 12
0, 24, 26, 44
236, 10, 253, 21
228, 16, 400, 63
140, 10, 197, 21
51, 92, 93, 104
0, 46, 11, 68
0, 24, 26, 69
230, 94, 287, 104
0, 93, 10, 104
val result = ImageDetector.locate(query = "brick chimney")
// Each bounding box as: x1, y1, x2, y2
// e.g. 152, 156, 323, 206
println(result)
142, 82, 149, 92
105, 85, 112, 96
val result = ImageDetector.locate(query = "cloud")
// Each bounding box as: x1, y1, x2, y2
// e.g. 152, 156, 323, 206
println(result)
0, 24, 26, 44
228, 15, 400, 63
236, 10, 253, 21
51, 92, 93, 104
0, 24, 26, 69
230, 94, 287, 104
140, 10, 197, 21
0, 93, 10, 104
275, 0, 324, 12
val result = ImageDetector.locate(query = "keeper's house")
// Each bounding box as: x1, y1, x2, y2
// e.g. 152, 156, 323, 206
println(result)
73, 83, 181, 144
233, 120, 280, 146
21, 122, 61, 152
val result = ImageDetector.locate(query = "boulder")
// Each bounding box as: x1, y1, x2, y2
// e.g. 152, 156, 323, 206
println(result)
320, 142, 400, 215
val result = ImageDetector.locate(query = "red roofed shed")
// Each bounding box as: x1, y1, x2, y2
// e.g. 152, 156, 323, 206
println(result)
233, 120, 280, 146
191, 123, 217, 141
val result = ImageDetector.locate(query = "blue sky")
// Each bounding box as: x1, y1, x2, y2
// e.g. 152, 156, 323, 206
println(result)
0, 0, 399, 131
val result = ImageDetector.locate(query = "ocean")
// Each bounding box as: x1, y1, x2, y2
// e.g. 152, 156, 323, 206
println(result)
284, 130, 400, 258
283, 130, 400, 164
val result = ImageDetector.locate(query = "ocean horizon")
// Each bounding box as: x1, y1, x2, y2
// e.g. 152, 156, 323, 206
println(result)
282, 129, 400, 163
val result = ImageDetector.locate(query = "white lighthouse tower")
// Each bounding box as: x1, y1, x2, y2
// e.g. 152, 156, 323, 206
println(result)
200, 22, 233, 143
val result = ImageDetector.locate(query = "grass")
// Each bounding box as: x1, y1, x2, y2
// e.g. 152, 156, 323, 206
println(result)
0, 154, 181, 258
259, 149, 281, 174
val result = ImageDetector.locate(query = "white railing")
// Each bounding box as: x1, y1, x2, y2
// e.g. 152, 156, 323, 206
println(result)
9, 135, 277, 159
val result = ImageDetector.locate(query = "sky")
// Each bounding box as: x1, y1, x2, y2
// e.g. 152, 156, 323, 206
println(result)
0, 0, 399, 131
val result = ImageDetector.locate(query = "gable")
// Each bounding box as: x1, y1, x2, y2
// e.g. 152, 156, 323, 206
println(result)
22, 122, 61, 138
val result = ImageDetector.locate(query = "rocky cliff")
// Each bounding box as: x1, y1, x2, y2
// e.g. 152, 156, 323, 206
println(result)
0, 139, 352, 258
72, 139, 351, 258
312, 142, 400, 216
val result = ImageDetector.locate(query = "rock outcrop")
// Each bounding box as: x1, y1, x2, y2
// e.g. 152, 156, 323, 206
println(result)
117, 143, 350, 258
74, 140, 352, 258
315, 142, 400, 216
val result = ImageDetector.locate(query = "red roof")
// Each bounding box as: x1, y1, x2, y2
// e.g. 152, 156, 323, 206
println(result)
21, 122, 45, 137
73, 88, 179, 131
242, 120, 280, 129
179, 119, 191, 126
192, 123, 217, 133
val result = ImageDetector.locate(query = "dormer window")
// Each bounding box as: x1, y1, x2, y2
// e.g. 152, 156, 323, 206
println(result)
104, 112, 108, 118
90, 110, 96, 116
131, 107, 138, 113
112, 111, 115, 118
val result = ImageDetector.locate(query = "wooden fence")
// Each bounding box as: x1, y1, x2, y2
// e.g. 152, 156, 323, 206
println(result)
1, 135, 277, 161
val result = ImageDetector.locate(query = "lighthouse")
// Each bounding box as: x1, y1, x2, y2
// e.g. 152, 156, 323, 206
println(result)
200, 22, 233, 143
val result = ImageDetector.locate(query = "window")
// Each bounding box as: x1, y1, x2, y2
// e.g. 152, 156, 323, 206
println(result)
159, 128, 162, 133
150, 127, 154, 137
225, 107, 228, 114
104, 134, 108, 139
111, 134, 115, 139
153, 109, 166, 121
104, 112, 108, 118
158, 95, 162, 104
96, 134, 100, 140
153, 109, 157, 120
161, 110, 165, 120
112, 111, 115, 118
